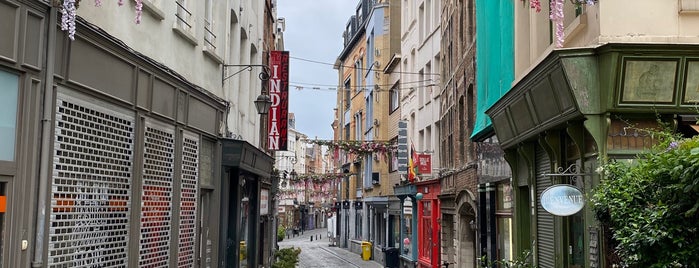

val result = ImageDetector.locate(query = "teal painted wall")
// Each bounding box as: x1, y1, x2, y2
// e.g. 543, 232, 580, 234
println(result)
472, 0, 514, 140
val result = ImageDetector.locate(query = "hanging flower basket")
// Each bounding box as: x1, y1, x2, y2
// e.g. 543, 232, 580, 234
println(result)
53, 0, 144, 40
525, 0, 596, 47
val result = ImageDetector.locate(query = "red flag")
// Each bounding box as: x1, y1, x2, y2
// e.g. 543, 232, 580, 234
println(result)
408, 142, 418, 182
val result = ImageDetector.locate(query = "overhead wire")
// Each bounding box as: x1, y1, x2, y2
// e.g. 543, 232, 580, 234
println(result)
290, 56, 442, 76
289, 83, 438, 92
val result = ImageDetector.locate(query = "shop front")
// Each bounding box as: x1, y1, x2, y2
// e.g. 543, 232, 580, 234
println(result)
486, 44, 699, 267
220, 139, 274, 268
415, 180, 441, 268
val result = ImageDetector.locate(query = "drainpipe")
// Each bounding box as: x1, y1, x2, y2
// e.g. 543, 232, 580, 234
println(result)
32, 4, 57, 267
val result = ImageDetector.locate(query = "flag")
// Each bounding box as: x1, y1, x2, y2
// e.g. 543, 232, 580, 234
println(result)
408, 142, 419, 182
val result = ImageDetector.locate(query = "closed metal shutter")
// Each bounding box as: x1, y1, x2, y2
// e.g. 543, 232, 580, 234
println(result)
138, 121, 175, 267
536, 147, 555, 268
178, 133, 199, 268
49, 94, 135, 267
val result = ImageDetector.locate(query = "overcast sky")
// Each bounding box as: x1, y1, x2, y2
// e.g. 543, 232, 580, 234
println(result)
276, 0, 358, 140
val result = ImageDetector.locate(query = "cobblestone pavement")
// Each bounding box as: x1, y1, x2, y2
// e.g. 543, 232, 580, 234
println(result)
278, 227, 383, 268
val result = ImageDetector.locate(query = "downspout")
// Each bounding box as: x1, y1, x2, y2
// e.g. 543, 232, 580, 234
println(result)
32, 4, 57, 267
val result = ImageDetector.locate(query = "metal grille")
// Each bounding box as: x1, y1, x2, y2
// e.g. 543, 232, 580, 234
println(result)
178, 133, 199, 268
138, 122, 175, 267
49, 95, 134, 267
536, 147, 555, 268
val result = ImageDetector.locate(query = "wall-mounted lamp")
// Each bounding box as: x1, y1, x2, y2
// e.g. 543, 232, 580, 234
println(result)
254, 94, 272, 115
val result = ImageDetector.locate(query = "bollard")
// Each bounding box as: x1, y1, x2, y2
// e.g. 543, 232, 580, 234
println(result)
310, 236, 313, 241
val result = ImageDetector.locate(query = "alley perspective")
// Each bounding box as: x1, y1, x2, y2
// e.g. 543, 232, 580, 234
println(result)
1, 0, 699, 268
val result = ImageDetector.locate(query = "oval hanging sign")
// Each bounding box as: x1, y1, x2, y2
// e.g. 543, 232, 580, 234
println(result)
540, 184, 585, 216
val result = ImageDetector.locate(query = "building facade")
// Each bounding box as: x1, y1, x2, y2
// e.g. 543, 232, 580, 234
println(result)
481, 1, 699, 267
0, 0, 282, 267
437, 0, 489, 268
395, 0, 443, 267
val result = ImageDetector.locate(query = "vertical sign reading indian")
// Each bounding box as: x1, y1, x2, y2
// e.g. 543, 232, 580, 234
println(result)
268, 51, 289, 151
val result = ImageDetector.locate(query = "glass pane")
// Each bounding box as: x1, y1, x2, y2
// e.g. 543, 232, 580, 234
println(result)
497, 217, 513, 261
422, 201, 431, 216
0, 182, 5, 267
0, 71, 18, 161
497, 183, 513, 210
403, 213, 413, 256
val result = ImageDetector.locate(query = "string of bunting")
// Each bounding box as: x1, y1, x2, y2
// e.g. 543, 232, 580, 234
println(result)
306, 139, 397, 156
286, 172, 351, 183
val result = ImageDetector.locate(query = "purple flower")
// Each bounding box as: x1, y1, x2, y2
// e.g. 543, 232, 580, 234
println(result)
666, 141, 679, 151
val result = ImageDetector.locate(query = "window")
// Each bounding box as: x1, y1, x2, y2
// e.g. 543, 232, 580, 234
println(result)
402, 204, 413, 257
356, 4, 363, 25
0, 70, 18, 161
355, 112, 363, 140
0, 182, 6, 264
355, 210, 363, 239
390, 214, 401, 248
365, 94, 373, 131
496, 183, 513, 262
175, 0, 193, 31
420, 201, 433, 260
418, 69, 425, 106
390, 138, 398, 172
389, 85, 400, 113
345, 123, 350, 141
204, 0, 216, 50
344, 79, 351, 109
367, 30, 374, 76
419, 3, 425, 41
356, 58, 363, 93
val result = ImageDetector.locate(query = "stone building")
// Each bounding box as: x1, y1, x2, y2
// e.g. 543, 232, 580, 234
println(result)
0, 0, 282, 267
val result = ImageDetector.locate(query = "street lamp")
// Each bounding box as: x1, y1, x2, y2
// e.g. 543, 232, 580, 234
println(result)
254, 94, 272, 115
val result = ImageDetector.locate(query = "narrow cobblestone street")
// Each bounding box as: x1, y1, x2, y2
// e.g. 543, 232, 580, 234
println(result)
278, 228, 383, 268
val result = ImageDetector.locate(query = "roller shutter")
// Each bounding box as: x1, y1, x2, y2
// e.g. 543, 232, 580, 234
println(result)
535, 147, 555, 268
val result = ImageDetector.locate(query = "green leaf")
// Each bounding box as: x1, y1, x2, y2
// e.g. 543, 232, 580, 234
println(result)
691, 147, 699, 155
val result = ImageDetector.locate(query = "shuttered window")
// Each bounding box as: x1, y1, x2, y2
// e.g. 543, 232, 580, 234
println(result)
138, 121, 175, 267
178, 133, 199, 267
49, 94, 135, 267
535, 147, 555, 268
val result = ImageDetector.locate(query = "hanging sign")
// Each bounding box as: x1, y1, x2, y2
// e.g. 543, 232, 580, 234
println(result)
540, 184, 585, 216
260, 189, 269, 215
417, 154, 431, 174
268, 51, 289, 151
397, 120, 408, 175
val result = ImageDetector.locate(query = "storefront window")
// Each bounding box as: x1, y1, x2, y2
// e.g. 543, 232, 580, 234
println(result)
497, 217, 513, 261
496, 183, 513, 262
0, 71, 18, 161
403, 214, 412, 254
0, 182, 5, 266
239, 180, 251, 268
421, 201, 432, 260
497, 183, 512, 210
390, 215, 400, 248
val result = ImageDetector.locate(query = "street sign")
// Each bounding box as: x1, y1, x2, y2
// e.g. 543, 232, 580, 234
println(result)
397, 120, 408, 174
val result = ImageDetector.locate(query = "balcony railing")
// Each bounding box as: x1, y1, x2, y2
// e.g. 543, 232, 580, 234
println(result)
204, 19, 217, 49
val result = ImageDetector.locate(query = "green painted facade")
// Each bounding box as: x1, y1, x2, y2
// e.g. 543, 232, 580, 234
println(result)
487, 44, 699, 267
